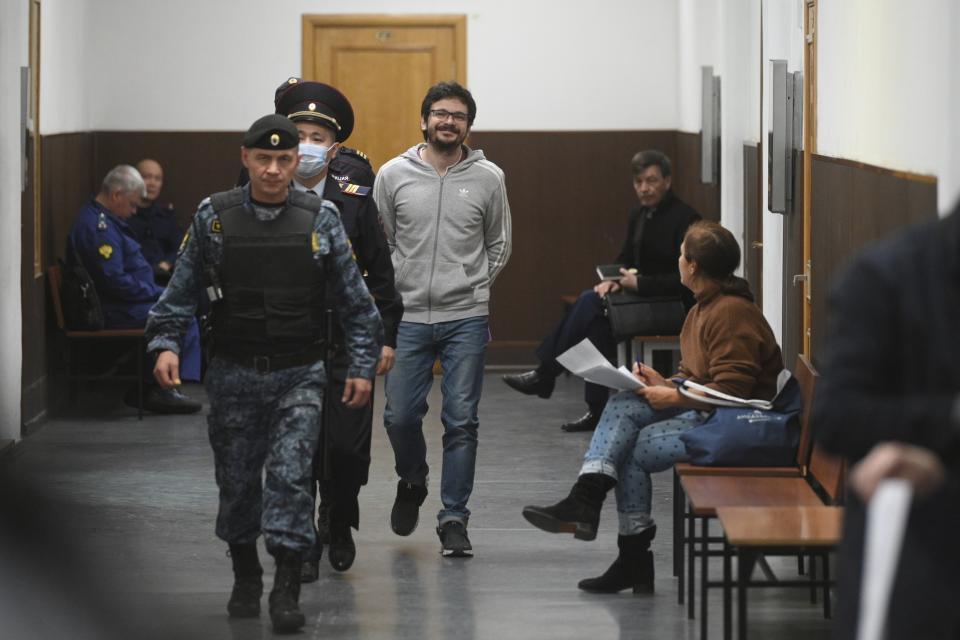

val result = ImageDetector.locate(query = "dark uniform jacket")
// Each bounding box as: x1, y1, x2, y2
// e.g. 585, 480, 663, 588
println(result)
614, 190, 701, 306
812, 208, 960, 639
322, 149, 403, 349
67, 198, 163, 328
127, 201, 183, 269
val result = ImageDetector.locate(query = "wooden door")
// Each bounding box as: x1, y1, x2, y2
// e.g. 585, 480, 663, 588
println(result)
302, 15, 467, 171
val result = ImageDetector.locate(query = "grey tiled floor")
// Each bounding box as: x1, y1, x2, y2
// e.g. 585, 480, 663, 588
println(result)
4, 372, 832, 639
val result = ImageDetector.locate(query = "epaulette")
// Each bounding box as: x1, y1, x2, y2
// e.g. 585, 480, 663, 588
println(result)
339, 146, 371, 166
330, 147, 375, 187
338, 181, 371, 197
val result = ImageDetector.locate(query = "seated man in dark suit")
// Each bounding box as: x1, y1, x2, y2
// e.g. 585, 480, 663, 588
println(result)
503, 150, 700, 431
126, 158, 183, 284
67, 164, 201, 414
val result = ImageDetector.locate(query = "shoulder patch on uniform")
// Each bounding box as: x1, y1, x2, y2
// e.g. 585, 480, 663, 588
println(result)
98, 244, 113, 259
211, 219, 222, 233
338, 182, 371, 197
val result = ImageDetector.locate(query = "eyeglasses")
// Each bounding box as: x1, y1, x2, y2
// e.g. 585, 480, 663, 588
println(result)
429, 109, 469, 123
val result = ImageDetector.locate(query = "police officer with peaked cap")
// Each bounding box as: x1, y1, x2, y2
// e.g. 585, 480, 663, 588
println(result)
272, 77, 403, 581
145, 114, 383, 633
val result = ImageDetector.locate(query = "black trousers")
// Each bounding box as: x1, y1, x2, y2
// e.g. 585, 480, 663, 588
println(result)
309, 352, 374, 532
535, 288, 615, 409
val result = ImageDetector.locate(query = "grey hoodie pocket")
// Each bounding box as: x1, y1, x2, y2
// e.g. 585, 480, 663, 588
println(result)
395, 258, 483, 309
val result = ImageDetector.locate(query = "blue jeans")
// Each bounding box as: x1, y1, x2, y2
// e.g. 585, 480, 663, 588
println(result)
580, 391, 707, 534
384, 317, 488, 525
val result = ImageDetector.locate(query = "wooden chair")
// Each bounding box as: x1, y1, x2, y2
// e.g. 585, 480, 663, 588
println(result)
47, 264, 146, 419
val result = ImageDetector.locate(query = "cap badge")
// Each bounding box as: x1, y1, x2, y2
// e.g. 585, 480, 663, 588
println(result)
270, 133, 280, 146
308, 103, 316, 111
288, 77, 298, 84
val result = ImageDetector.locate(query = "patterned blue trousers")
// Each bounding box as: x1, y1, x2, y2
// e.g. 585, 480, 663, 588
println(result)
205, 357, 325, 554
580, 390, 707, 534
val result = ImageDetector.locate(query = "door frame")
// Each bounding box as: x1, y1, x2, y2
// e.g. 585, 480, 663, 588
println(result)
301, 14, 467, 83
802, 0, 816, 356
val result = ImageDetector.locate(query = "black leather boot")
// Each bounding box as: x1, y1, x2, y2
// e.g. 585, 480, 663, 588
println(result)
327, 521, 356, 572
227, 543, 263, 618
521, 473, 616, 541
560, 410, 601, 432
578, 526, 657, 594
269, 548, 306, 632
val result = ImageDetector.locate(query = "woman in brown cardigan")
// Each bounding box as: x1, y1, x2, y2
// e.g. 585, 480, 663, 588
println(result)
522, 221, 783, 594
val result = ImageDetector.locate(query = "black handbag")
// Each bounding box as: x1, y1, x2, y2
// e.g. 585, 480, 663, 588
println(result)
604, 291, 687, 339
59, 255, 105, 331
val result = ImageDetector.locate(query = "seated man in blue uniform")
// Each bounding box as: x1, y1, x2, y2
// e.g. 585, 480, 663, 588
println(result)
126, 158, 183, 284
146, 114, 383, 633
502, 150, 701, 432
67, 164, 202, 414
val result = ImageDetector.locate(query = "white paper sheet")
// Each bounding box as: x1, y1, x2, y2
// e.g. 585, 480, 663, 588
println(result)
856, 479, 913, 640
555, 338, 645, 391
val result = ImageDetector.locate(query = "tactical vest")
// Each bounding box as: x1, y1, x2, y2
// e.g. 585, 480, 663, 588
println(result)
210, 188, 326, 357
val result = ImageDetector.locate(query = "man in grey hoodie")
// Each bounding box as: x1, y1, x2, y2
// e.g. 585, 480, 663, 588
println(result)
373, 81, 512, 556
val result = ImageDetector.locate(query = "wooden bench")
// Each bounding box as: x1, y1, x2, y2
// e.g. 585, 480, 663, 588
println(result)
716, 505, 843, 640
675, 356, 846, 639
48, 264, 146, 419
672, 355, 818, 604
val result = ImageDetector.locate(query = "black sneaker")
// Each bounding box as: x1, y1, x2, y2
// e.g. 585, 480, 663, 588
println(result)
437, 521, 473, 557
390, 481, 428, 536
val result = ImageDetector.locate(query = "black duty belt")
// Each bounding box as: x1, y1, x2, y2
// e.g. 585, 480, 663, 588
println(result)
215, 348, 324, 374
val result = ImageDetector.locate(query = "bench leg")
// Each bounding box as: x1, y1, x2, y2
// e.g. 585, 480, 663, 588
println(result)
810, 550, 819, 604
723, 539, 733, 640
673, 469, 681, 579
737, 550, 758, 640
688, 507, 696, 619
700, 517, 709, 640
822, 552, 832, 619
137, 340, 144, 421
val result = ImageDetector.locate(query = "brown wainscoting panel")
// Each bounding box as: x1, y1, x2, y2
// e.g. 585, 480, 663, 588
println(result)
34, 132, 97, 423
94, 131, 244, 230
780, 149, 805, 371
810, 154, 937, 364
674, 131, 721, 221
43, 133, 96, 266
742, 143, 762, 308
469, 130, 686, 362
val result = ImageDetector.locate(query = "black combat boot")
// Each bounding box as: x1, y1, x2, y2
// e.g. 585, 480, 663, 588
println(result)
578, 526, 657, 594
521, 473, 616, 541
227, 543, 263, 618
269, 548, 306, 632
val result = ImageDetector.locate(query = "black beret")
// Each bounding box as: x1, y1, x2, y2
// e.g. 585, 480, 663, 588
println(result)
274, 79, 354, 142
242, 114, 299, 150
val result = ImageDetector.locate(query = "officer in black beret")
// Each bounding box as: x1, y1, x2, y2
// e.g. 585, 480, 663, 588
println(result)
146, 113, 383, 633
273, 77, 403, 582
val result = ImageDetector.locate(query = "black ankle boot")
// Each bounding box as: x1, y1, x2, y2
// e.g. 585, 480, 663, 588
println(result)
521, 473, 616, 541
578, 526, 657, 594
227, 543, 263, 618
269, 548, 306, 632
328, 521, 356, 572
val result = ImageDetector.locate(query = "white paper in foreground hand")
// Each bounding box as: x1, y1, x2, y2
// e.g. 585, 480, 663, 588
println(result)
555, 338, 644, 391
856, 479, 913, 640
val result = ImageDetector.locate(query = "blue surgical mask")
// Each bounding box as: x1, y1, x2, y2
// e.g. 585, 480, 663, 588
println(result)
296, 142, 332, 179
